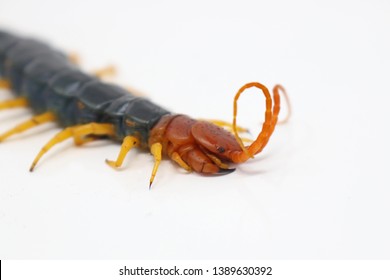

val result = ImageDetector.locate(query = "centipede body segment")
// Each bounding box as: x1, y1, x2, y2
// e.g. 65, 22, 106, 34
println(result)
0, 30, 290, 187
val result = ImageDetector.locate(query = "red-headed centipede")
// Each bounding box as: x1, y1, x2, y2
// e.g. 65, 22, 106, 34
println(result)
0, 30, 291, 188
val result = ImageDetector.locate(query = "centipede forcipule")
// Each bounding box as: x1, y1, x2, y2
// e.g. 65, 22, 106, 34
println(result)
0, 30, 290, 188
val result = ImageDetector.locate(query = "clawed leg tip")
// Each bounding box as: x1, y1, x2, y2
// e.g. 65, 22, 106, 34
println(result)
105, 159, 119, 169
29, 163, 37, 172
217, 168, 236, 175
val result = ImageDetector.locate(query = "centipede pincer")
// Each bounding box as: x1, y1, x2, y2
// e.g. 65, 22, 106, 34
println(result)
0, 30, 290, 187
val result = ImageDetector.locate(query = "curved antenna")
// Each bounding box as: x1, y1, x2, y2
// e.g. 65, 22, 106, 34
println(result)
274, 84, 292, 124
232, 82, 290, 163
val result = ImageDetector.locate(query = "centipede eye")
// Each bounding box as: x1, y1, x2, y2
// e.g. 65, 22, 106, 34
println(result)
217, 146, 225, 153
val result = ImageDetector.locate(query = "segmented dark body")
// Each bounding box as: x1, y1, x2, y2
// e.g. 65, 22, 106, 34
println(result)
0, 30, 170, 146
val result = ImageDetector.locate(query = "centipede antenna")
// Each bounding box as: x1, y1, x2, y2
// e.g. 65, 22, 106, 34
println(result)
274, 84, 292, 124
0, 97, 28, 110
232, 82, 275, 163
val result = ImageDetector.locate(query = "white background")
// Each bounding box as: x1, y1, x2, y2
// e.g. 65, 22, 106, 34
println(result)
0, 0, 389, 259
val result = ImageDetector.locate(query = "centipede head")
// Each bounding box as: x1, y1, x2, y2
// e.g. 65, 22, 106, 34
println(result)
191, 120, 243, 164
150, 115, 242, 175
148, 82, 289, 177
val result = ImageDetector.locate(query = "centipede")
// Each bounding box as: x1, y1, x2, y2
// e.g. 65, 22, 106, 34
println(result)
0, 30, 291, 188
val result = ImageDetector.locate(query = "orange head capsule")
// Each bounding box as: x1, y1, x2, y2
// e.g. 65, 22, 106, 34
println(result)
148, 82, 290, 175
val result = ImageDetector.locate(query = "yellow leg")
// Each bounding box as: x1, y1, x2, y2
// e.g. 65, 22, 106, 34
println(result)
72, 123, 115, 144
68, 52, 80, 65
92, 65, 117, 79
30, 123, 115, 171
202, 119, 249, 133
67, 53, 116, 79
241, 136, 254, 143
149, 142, 162, 189
204, 153, 229, 170
73, 135, 102, 146
0, 112, 56, 142
106, 135, 140, 168
68, 52, 116, 79
30, 127, 74, 171
171, 152, 191, 172
125, 85, 146, 97
0, 79, 11, 89
202, 119, 252, 144
0, 97, 28, 110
